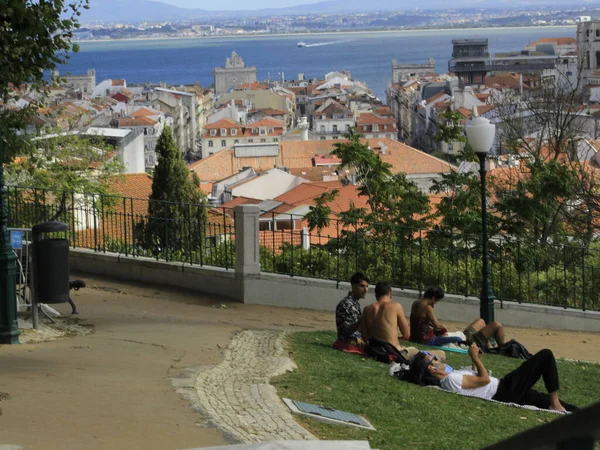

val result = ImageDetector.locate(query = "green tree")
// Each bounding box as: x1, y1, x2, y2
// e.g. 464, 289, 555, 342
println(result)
5, 130, 124, 226
492, 73, 599, 246
145, 126, 208, 252
1, 0, 89, 158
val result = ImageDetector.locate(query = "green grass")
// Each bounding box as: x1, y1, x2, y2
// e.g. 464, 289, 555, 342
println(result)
273, 331, 600, 450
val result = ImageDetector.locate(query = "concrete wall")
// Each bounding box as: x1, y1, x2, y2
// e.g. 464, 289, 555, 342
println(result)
69, 248, 600, 333
70, 248, 240, 301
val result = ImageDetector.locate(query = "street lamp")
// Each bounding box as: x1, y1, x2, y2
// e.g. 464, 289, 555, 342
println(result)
0, 136, 20, 344
465, 106, 496, 324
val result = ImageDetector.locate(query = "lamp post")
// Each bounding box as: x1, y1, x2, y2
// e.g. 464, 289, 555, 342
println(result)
0, 136, 20, 344
465, 106, 496, 324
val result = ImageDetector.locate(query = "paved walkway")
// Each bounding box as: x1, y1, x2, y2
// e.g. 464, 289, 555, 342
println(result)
2, 273, 600, 450
194, 330, 316, 443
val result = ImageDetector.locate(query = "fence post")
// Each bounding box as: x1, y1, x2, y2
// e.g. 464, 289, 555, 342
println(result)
234, 204, 260, 277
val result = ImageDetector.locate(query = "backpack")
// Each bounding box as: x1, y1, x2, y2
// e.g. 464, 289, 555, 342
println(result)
486, 339, 532, 360
364, 338, 411, 365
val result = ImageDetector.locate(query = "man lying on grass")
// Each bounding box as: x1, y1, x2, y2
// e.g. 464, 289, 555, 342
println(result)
409, 343, 578, 412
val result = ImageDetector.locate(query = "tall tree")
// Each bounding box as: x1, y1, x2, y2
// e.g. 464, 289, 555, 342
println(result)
492, 70, 600, 246
145, 126, 207, 252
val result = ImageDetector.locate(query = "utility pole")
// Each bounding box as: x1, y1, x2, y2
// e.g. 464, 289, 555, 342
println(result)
0, 136, 20, 344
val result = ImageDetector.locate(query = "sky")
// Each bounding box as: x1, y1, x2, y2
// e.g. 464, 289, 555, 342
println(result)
156, 0, 319, 9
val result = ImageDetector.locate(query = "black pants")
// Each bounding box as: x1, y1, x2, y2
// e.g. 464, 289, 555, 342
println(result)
492, 349, 578, 411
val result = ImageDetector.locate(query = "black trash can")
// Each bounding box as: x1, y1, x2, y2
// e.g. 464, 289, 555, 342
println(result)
32, 221, 70, 304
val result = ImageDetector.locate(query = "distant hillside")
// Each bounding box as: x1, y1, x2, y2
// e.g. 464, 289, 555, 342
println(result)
80, 0, 597, 23
83, 0, 214, 23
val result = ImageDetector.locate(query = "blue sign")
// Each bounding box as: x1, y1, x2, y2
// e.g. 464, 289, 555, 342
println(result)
10, 231, 23, 250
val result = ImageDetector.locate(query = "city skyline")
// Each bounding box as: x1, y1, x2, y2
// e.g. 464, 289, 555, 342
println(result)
156, 0, 322, 10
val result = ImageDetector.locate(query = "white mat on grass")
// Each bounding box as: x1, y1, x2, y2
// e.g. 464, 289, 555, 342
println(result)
427, 385, 568, 414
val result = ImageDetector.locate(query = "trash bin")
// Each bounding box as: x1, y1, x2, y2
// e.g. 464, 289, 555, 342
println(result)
32, 221, 70, 304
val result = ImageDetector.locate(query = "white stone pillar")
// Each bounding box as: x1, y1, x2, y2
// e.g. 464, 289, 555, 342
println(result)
234, 204, 260, 276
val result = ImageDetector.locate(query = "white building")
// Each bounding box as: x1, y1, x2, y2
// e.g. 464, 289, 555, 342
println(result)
85, 127, 145, 174
213, 168, 307, 204
116, 107, 167, 170
200, 118, 285, 159
577, 20, 600, 90
312, 99, 354, 140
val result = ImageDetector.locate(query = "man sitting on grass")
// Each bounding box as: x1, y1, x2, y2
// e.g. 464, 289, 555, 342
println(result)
361, 282, 419, 359
361, 282, 445, 361
409, 343, 578, 412
410, 286, 506, 349
333, 272, 370, 351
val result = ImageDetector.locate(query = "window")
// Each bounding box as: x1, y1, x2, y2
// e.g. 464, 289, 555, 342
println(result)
346, 124, 350, 130
363, 125, 367, 131
252, 128, 259, 135
231, 128, 237, 136
267, 128, 274, 134
596, 51, 600, 68
322, 115, 326, 120
260, 128, 266, 135
272, 138, 278, 142
260, 138, 267, 143
221, 128, 227, 136
248, 139, 254, 143
320, 136, 326, 140
320, 125, 325, 134
596, 29, 599, 37
221, 140, 226, 147
587, 51, 591, 69
333, 125, 338, 133
208, 140, 213, 147
333, 136, 339, 140
234, 139, 239, 144
372, 124, 379, 132
210, 129, 217, 136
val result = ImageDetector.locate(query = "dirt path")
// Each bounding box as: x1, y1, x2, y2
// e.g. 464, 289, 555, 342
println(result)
1, 273, 599, 450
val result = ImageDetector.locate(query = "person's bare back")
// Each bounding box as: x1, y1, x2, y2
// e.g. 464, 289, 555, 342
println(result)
362, 301, 410, 349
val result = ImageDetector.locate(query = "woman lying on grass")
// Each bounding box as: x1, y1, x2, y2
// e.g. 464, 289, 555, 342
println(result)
409, 343, 578, 412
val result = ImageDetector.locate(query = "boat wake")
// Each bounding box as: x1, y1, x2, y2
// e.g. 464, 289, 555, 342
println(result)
300, 40, 353, 48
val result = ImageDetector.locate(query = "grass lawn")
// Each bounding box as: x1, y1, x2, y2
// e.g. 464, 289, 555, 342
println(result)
273, 331, 600, 450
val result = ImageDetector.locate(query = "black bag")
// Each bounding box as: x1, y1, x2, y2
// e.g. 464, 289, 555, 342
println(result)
364, 338, 410, 365
486, 339, 532, 360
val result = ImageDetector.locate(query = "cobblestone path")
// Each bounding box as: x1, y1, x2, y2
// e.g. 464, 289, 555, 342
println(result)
194, 330, 317, 443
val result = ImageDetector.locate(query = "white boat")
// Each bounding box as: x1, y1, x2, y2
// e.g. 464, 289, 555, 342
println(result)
297, 41, 307, 47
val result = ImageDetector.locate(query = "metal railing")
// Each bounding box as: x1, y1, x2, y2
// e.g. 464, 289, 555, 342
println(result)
10, 185, 600, 311
6, 186, 236, 270
258, 213, 600, 312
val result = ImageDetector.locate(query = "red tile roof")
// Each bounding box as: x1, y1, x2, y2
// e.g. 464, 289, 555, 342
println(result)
527, 37, 576, 46
425, 91, 448, 105
204, 118, 244, 130
118, 116, 158, 127
247, 117, 285, 128
236, 82, 268, 90
190, 138, 454, 182
131, 107, 159, 118
356, 112, 397, 126
111, 92, 130, 103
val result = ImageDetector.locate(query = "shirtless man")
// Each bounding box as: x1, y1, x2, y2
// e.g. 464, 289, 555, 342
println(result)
361, 282, 444, 360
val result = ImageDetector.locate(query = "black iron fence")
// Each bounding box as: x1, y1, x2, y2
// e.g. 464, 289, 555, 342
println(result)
257, 212, 600, 312
6, 186, 236, 269
8, 185, 600, 311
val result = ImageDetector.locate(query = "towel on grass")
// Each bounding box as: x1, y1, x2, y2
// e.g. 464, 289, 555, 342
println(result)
427, 385, 567, 414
